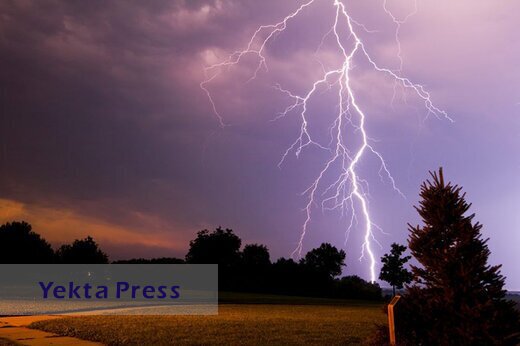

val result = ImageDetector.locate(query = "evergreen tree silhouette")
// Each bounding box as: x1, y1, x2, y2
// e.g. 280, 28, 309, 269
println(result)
398, 168, 520, 345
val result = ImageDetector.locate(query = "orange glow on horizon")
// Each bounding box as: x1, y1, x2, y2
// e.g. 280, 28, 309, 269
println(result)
0, 198, 189, 258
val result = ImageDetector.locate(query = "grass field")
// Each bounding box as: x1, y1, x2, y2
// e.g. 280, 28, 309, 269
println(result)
29, 294, 387, 345
0, 338, 19, 346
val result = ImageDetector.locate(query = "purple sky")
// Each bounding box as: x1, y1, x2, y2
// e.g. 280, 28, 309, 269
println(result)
1, 0, 519, 288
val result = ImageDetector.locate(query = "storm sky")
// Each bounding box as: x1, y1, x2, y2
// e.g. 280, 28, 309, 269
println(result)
1, 0, 519, 288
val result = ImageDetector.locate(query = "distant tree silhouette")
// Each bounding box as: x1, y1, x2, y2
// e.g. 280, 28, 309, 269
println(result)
186, 227, 241, 289
186, 227, 241, 265
56, 236, 108, 264
298, 243, 346, 296
270, 258, 305, 295
113, 257, 184, 264
0, 221, 55, 263
379, 243, 412, 296
301, 243, 346, 279
237, 244, 271, 292
241, 244, 271, 269
335, 275, 382, 301
397, 168, 520, 345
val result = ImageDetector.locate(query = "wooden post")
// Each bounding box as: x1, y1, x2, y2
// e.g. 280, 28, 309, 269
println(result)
388, 295, 401, 346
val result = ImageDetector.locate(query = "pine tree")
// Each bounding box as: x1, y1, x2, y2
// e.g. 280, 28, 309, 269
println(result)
398, 168, 520, 345
379, 243, 412, 296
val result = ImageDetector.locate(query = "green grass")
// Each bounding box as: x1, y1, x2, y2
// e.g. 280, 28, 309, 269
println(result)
30, 294, 386, 345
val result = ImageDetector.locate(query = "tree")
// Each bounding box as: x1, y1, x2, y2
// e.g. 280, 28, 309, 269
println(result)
185, 227, 242, 290
241, 244, 271, 269
237, 244, 271, 292
301, 243, 346, 279
185, 227, 241, 266
379, 243, 412, 296
271, 258, 305, 296
399, 168, 520, 345
0, 221, 55, 263
56, 236, 108, 264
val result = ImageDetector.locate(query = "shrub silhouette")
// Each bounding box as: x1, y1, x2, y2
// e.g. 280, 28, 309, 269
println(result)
335, 275, 382, 301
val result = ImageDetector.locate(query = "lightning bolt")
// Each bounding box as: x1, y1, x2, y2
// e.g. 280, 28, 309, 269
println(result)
201, 0, 450, 282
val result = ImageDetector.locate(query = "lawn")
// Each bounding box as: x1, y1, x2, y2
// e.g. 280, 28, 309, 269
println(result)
29, 294, 387, 345
0, 338, 19, 346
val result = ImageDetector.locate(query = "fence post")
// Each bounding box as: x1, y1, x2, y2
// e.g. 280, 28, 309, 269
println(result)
388, 295, 401, 345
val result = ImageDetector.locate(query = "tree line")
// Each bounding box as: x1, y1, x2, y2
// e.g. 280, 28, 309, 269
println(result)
181, 228, 382, 300
0, 222, 107, 264
0, 223, 382, 301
